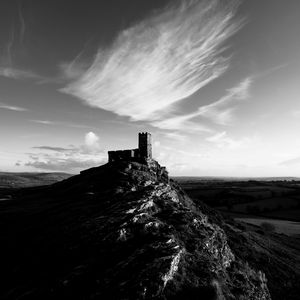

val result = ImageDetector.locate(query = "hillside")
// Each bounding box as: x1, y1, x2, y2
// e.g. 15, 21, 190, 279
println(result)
0, 172, 72, 188
0, 160, 299, 299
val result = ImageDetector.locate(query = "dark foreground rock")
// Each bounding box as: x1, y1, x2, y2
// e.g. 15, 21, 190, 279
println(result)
0, 160, 280, 299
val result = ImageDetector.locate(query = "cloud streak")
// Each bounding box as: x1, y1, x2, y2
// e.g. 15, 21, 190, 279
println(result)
62, 0, 243, 122
18, 0, 26, 44
5, 26, 15, 66
0, 2, 42, 82
32, 146, 75, 152
280, 156, 300, 166
206, 131, 254, 149
0, 67, 42, 80
30, 119, 94, 129
152, 77, 252, 130
0, 102, 28, 112
196, 77, 252, 125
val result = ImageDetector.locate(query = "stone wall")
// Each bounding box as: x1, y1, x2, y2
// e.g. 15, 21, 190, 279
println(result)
108, 132, 152, 162
108, 149, 139, 162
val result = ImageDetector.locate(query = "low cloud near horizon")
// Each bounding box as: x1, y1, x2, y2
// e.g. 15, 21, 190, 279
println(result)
23, 132, 105, 172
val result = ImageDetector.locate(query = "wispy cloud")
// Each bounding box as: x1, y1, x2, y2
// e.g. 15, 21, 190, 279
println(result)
291, 110, 300, 118
152, 116, 211, 132
0, 2, 42, 82
279, 156, 300, 166
30, 119, 94, 129
0, 102, 28, 112
196, 77, 252, 125
0, 67, 42, 80
32, 146, 75, 152
59, 40, 93, 81
206, 131, 255, 149
59, 60, 88, 81
30, 120, 57, 125
152, 77, 252, 131
61, 0, 243, 122
18, 0, 26, 44
255, 63, 289, 79
5, 26, 15, 66
159, 132, 188, 142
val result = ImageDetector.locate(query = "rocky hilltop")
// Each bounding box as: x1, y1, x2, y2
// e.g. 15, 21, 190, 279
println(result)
0, 160, 272, 299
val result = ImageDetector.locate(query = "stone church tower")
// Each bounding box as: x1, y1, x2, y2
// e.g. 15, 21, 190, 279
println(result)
138, 132, 152, 159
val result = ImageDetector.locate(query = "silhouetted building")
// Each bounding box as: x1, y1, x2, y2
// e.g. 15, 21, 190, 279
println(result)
108, 132, 152, 163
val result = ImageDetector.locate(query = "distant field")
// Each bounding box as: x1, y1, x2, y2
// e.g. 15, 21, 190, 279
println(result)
262, 209, 300, 221
0, 172, 72, 189
236, 217, 300, 236
219, 197, 299, 213
174, 176, 300, 183
176, 178, 300, 222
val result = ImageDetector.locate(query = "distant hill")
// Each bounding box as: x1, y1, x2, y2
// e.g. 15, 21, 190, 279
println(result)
174, 176, 300, 182
0, 172, 73, 188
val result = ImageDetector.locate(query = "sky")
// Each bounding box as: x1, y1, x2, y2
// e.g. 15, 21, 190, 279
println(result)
0, 0, 300, 176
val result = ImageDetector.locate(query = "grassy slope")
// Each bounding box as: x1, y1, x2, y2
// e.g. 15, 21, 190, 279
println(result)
0, 172, 73, 188
224, 219, 300, 300
192, 200, 300, 300
176, 179, 300, 221
235, 218, 300, 236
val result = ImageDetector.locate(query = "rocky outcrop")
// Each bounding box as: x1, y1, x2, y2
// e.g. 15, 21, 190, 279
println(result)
0, 160, 271, 299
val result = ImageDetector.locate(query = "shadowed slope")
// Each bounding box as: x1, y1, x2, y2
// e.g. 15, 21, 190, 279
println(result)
0, 160, 272, 299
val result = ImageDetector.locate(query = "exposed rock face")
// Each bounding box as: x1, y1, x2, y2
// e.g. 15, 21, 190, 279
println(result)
0, 160, 271, 299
